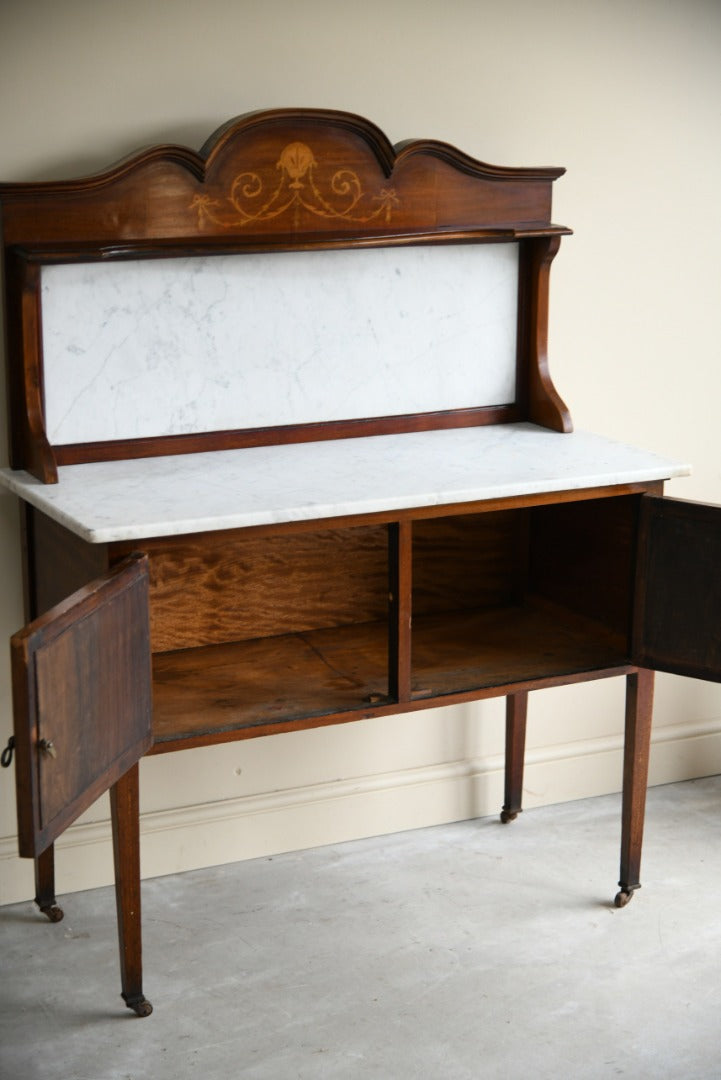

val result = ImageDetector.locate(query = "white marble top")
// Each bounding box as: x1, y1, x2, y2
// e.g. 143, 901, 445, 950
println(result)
0, 424, 690, 544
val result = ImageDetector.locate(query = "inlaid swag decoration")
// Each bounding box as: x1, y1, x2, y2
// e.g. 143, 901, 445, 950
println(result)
189, 139, 401, 228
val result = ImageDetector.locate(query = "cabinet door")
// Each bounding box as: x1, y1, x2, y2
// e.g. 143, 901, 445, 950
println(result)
633, 495, 721, 681
10, 554, 152, 858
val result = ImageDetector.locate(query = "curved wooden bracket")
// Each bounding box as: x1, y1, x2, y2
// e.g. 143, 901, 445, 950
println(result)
7, 255, 57, 482
521, 235, 573, 433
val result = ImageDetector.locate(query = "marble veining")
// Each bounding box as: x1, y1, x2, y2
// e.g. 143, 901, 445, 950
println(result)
40, 244, 519, 446
0, 425, 690, 543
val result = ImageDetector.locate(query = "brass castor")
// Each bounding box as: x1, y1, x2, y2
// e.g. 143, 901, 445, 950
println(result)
500, 808, 518, 824
614, 889, 633, 908
39, 902, 64, 923
123, 994, 153, 1017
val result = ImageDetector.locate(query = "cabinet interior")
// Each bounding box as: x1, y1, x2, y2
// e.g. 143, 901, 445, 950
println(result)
142, 494, 638, 747
411, 496, 636, 699
149, 524, 391, 741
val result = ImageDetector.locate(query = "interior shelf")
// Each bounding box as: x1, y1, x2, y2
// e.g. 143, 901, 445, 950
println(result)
410, 600, 628, 698
149, 498, 636, 747
151, 598, 628, 746
151, 619, 389, 744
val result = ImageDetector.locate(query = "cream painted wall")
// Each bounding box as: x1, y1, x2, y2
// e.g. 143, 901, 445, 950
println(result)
1, 0, 720, 905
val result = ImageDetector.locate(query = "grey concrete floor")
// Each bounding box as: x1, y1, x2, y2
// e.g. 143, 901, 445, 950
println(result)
1, 776, 721, 1080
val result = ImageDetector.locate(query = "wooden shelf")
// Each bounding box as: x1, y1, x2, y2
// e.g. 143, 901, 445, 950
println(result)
151, 598, 627, 748
152, 620, 389, 745
411, 601, 628, 697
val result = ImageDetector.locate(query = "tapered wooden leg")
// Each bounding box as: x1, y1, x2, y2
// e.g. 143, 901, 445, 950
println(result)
110, 764, 152, 1016
501, 691, 528, 823
615, 669, 655, 907
34, 843, 63, 922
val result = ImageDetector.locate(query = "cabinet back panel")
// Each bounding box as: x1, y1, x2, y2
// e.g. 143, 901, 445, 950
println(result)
412, 511, 529, 617
147, 525, 388, 652
529, 496, 637, 639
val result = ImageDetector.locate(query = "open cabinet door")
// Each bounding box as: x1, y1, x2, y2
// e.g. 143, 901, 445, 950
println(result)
11, 553, 152, 855
634, 495, 721, 681
10, 553, 154, 1015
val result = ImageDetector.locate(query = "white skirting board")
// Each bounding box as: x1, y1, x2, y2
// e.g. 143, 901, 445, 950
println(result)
2, 718, 721, 906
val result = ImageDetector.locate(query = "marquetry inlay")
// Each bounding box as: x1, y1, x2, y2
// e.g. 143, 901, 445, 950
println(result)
190, 140, 399, 228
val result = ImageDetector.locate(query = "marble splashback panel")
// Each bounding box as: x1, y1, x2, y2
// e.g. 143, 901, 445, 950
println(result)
40, 243, 519, 446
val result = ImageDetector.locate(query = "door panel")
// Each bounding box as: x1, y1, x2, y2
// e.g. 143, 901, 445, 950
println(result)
11, 554, 152, 857
634, 495, 721, 681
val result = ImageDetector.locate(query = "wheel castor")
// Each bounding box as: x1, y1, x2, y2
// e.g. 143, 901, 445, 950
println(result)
123, 994, 153, 1017
614, 889, 633, 908
39, 902, 64, 923
500, 808, 518, 824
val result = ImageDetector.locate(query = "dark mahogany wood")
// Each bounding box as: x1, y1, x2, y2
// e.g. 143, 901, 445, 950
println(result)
616, 669, 655, 906
51, 404, 520, 469
501, 692, 529, 823
10, 556, 152, 857
529, 495, 639, 640
412, 511, 528, 616
33, 844, 63, 922
29, 508, 109, 616
111, 764, 152, 1016
150, 664, 637, 755
634, 495, 721, 681
152, 619, 389, 742
0, 108, 571, 481
410, 603, 627, 699
7, 256, 58, 482
520, 235, 572, 432
0, 109, 566, 248
388, 521, 413, 704
142, 524, 387, 653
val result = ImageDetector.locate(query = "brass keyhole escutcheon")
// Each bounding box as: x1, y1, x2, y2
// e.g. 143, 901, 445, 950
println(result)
38, 738, 57, 760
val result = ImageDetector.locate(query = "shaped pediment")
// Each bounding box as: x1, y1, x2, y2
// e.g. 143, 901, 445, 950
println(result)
0, 108, 567, 248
